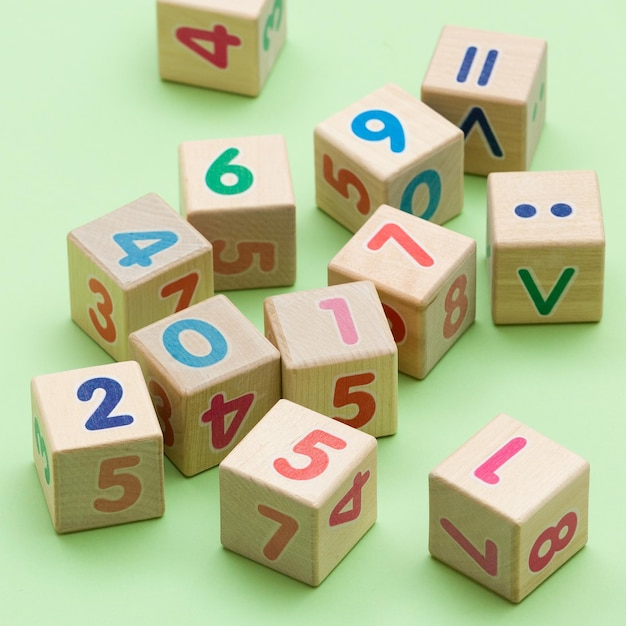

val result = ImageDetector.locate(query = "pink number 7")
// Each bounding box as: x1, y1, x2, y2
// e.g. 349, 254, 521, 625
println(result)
474, 437, 527, 485
366, 222, 434, 267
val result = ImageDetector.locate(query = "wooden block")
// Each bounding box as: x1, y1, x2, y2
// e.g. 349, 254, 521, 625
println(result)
157, 0, 286, 96
129, 294, 280, 476
421, 25, 547, 175
68, 193, 214, 361
328, 204, 476, 379
264, 281, 397, 437
220, 398, 377, 586
487, 170, 605, 324
31, 361, 165, 533
179, 134, 296, 290
429, 413, 589, 603
314, 82, 464, 233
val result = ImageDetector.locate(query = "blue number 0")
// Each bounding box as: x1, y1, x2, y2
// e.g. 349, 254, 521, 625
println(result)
400, 169, 442, 221
162, 318, 228, 368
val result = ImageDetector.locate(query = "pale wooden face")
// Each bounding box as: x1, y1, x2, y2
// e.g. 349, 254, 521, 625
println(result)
488, 170, 604, 248
422, 25, 546, 104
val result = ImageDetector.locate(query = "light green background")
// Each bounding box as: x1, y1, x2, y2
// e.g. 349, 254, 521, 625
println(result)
2, 1, 624, 623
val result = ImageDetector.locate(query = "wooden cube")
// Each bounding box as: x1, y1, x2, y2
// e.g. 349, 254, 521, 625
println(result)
220, 398, 377, 586
68, 193, 214, 361
264, 281, 397, 437
314, 82, 464, 233
421, 25, 547, 175
179, 134, 296, 290
487, 170, 605, 324
157, 0, 286, 96
429, 413, 589, 603
31, 361, 165, 533
129, 294, 280, 476
328, 204, 476, 380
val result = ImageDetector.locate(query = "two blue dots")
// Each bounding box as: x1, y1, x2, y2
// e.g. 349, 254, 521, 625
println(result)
514, 203, 573, 219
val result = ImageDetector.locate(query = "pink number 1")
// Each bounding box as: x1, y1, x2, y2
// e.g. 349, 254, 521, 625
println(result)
474, 437, 527, 485
318, 297, 358, 345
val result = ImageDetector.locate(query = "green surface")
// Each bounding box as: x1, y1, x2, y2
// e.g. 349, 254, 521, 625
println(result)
2, 0, 624, 623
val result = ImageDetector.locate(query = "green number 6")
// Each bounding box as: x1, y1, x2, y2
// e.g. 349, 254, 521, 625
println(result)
205, 147, 254, 196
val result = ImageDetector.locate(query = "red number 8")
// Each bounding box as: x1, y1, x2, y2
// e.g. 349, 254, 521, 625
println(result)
528, 511, 578, 573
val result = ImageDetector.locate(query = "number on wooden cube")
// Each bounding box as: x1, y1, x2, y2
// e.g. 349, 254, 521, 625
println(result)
314, 82, 464, 233
179, 134, 296, 291
421, 25, 547, 175
328, 204, 476, 380
429, 413, 589, 603
157, 0, 286, 96
220, 398, 377, 586
129, 294, 280, 476
264, 281, 397, 437
487, 170, 605, 324
68, 193, 213, 362
31, 361, 165, 533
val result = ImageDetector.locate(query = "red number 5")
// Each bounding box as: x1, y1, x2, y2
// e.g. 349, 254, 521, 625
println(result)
273, 430, 347, 480
333, 372, 376, 429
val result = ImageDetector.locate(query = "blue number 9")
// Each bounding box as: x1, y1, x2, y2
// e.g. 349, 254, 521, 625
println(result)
351, 109, 406, 154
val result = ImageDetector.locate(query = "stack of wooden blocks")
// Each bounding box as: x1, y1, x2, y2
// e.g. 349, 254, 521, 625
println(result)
31, 1, 602, 602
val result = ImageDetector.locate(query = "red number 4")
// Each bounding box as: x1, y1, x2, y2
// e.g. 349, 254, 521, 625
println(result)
175, 25, 241, 69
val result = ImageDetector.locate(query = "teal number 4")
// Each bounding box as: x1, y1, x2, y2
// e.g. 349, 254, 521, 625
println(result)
517, 267, 577, 316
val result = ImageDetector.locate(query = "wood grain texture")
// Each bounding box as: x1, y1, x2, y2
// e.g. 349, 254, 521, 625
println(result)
314, 82, 464, 233
180, 134, 296, 290
157, 0, 286, 96
328, 204, 476, 379
429, 413, 589, 603
129, 294, 281, 476
487, 170, 605, 324
421, 25, 547, 175
219, 398, 377, 586
264, 281, 398, 437
31, 361, 165, 534
67, 192, 214, 361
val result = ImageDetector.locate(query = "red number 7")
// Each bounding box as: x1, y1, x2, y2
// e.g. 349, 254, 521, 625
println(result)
257, 504, 299, 561
440, 517, 498, 576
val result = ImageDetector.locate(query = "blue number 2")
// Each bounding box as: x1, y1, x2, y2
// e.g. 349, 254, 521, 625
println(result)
351, 109, 406, 153
78, 377, 134, 431
113, 230, 179, 268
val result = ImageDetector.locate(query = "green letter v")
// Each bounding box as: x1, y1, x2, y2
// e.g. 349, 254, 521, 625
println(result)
517, 267, 577, 316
